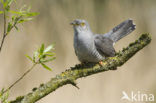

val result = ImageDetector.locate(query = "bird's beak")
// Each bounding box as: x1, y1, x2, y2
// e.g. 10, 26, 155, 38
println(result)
70, 22, 75, 25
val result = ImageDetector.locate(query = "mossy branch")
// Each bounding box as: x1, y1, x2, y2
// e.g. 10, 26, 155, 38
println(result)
10, 33, 151, 103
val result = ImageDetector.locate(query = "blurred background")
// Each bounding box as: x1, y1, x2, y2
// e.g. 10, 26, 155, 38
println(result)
0, 0, 156, 103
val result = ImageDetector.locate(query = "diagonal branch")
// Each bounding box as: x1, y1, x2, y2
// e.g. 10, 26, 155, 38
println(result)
10, 33, 151, 103
3, 63, 37, 93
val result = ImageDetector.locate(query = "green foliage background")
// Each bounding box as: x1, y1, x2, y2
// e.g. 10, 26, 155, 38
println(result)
0, 0, 155, 103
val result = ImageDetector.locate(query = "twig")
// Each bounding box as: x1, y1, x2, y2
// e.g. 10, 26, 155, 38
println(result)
4, 63, 37, 93
0, 8, 7, 53
9, 33, 151, 103
0, 9, 21, 53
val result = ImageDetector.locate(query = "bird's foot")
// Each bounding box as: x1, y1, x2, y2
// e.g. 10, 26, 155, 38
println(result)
99, 61, 103, 66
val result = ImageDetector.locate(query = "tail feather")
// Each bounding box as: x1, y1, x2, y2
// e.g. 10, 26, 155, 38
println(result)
104, 19, 136, 43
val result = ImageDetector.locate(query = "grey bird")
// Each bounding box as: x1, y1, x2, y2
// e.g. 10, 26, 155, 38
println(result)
71, 19, 136, 63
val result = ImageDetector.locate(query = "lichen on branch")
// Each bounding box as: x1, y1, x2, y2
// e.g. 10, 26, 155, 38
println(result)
10, 33, 151, 103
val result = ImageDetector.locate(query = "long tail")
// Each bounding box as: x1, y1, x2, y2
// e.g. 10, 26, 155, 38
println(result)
104, 19, 136, 43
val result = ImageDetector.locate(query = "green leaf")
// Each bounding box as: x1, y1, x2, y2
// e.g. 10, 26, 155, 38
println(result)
39, 44, 45, 55
0, 88, 9, 103
44, 52, 55, 56
5, 6, 10, 11
39, 54, 46, 61
7, 22, 13, 33
3, 1, 8, 8
40, 57, 56, 63
3, 90, 9, 100
18, 19, 25, 23
24, 17, 33, 21
33, 51, 38, 62
9, 10, 21, 15
25, 12, 39, 17
0, 0, 4, 4
0, 88, 4, 96
41, 63, 52, 71
11, 15, 15, 21
44, 44, 54, 53
44, 53, 55, 57
26, 55, 33, 62
7, 0, 14, 6
15, 16, 34, 24
0, 11, 3, 14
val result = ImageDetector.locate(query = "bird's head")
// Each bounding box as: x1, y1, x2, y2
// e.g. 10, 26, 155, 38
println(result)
70, 19, 91, 33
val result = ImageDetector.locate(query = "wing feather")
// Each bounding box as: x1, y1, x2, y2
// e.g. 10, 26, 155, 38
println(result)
94, 34, 115, 57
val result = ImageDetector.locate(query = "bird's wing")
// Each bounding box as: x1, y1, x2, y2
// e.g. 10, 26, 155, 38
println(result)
94, 34, 115, 57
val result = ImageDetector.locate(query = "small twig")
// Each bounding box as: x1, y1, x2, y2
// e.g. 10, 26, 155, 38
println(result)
0, 9, 21, 53
69, 80, 79, 89
0, 33, 7, 52
0, 8, 7, 53
3, 63, 37, 93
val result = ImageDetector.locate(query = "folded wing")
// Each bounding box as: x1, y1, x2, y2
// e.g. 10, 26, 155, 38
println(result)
94, 34, 115, 57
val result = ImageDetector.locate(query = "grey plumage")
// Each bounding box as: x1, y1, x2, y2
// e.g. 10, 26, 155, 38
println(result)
94, 35, 115, 57
104, 19, 136, 43
71, 19, 136, 63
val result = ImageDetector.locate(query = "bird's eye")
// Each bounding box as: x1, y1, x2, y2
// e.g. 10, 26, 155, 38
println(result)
80, 22, 85, 26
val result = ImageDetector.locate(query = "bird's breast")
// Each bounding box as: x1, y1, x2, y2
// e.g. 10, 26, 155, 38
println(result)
74, 32, 93, 53
74, 33, 103, 62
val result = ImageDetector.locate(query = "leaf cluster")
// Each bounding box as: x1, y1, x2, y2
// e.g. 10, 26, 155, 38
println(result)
0, 1, 56, 102
0, 0, 39, 35
0, 89, 9, 103
26, 44, 56, 71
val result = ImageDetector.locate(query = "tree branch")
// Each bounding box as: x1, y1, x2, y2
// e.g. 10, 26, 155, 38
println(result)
10, 33, 151, 103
